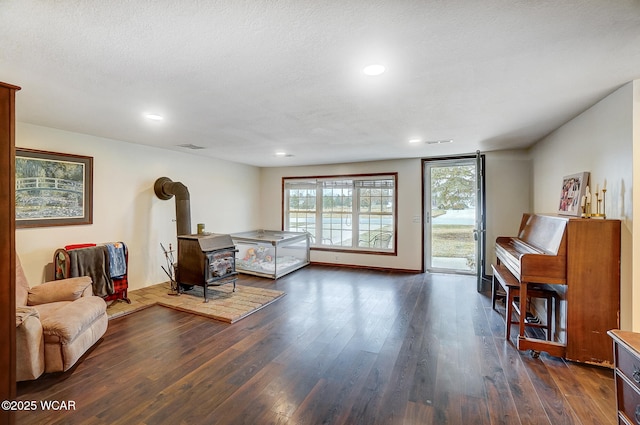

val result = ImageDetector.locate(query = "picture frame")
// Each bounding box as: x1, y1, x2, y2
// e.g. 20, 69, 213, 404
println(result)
15, 148, 93, 228
558, 171, 589, 216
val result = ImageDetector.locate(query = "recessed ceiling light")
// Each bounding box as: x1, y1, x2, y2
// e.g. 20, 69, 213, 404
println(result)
275, 151, 293, 157
144, 113, 164, 121
426, 139, 453, 145
363, 64, 386, 76
410, 138, 453, 145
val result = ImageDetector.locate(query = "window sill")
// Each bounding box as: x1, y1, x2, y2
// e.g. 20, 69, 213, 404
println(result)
310, 246, 397, 256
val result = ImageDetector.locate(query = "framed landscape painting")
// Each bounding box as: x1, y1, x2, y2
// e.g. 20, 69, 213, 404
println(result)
558, 171, 589, 216
15, 148, 93, 228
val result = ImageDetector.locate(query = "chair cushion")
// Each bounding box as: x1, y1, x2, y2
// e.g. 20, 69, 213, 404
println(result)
32, 301, 71, 319
27, 277, 93, 305
40, 297, 107, 344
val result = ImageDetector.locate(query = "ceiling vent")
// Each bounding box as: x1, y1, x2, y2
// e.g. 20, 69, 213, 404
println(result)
177, 143, 206, 150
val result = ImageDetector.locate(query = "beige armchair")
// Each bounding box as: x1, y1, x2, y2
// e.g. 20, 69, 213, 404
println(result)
15, 255, 108, 381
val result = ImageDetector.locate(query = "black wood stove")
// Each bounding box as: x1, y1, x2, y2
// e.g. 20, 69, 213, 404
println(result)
153, 177, 238, 302
177, 233, 238, 302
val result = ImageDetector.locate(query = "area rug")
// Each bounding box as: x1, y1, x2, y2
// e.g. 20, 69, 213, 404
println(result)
106, 282, 285, 323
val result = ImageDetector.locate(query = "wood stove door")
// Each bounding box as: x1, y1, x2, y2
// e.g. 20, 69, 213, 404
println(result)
206, 250, 236, 283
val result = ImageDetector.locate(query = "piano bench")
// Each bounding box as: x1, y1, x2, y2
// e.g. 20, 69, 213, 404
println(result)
491, 264, 556, 342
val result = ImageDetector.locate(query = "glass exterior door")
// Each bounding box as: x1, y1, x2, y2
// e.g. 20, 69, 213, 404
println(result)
424, 158, 479, 274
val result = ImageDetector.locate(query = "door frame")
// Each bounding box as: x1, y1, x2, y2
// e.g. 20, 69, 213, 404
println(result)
421, 154, 489, 290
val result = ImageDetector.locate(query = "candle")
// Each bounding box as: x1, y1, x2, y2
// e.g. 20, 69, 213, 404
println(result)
581, 195, 586, 207
596, 183, 599, 194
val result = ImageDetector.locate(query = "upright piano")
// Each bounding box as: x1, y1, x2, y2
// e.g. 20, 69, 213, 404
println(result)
495, 213, 621, 366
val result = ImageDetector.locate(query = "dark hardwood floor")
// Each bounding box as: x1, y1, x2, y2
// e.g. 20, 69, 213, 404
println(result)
16, 265, 616, 424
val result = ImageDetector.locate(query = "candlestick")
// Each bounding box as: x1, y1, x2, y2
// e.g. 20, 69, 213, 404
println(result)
585, 186, 591, 207
590, 189, 606, 218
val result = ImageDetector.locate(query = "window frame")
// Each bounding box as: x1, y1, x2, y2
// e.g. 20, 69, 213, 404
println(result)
282, 173, 398, 255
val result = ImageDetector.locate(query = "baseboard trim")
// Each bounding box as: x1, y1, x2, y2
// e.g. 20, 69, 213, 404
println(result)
310, 261, 421, 274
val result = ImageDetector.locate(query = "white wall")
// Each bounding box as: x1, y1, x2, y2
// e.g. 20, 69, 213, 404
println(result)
484, 150, 532, 269
633, 80, 640, 331
529, 82, 634, 330
259, 159, 423, 271
16, 123, 261, 290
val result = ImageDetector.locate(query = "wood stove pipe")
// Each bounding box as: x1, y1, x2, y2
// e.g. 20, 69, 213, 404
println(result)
154, 177, 191, 236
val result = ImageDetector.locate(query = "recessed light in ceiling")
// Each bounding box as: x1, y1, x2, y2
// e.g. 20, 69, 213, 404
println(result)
426, 139, 453, 145
363, 64, 386, 76
409, 138, 453, 145
144, 113, 164, 121
275, 151, 293, 157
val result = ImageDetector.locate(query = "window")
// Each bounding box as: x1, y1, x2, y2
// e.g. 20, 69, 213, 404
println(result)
284, 174, 396, 253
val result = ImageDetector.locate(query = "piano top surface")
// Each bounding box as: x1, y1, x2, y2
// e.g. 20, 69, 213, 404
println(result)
516, 214, 567, 255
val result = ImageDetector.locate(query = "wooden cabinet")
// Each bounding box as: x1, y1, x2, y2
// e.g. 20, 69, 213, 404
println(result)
0, 81, 20, 425
609, 330, 640, 424
565, 218, 621, 365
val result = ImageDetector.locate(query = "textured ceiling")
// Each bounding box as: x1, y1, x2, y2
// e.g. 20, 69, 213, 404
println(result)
1, 1, 640, 167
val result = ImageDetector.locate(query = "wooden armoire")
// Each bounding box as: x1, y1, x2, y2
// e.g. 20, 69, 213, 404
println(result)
1, 81, 20, 425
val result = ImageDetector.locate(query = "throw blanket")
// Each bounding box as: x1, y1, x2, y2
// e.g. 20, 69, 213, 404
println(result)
105, 242, 127, 278
69, 246, 113, 298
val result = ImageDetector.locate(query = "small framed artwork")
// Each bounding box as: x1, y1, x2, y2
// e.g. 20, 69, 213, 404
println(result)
15, 148, 93, 228
558, 171, 589, 216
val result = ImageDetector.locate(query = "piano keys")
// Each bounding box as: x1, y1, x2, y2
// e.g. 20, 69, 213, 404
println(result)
495, 213, 621, 366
